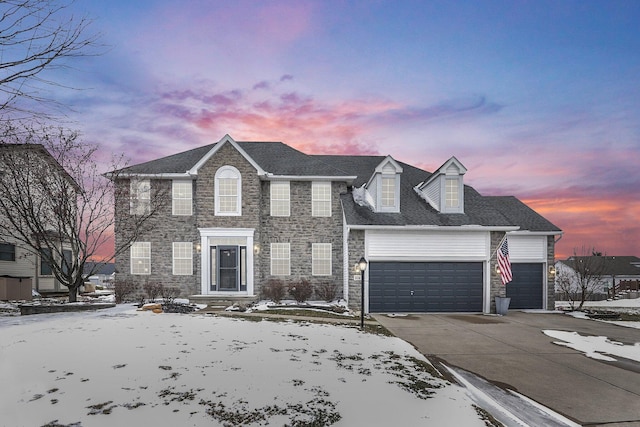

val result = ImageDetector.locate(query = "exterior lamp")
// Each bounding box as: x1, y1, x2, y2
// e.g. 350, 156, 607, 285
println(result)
549, 265, 556, 276
358, 257, 367, 330
495, 264, 500, 275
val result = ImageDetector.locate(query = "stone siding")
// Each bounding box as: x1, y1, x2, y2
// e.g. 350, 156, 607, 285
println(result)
489, 231, 507, 313
547, 235, 556, 310
346, 229, 366, 311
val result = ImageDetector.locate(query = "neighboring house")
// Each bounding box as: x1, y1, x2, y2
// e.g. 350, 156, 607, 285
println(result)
113, 135, 561, 313
83, 262, 115, 289
0, 144, 76, 296
555, 256, 640, 299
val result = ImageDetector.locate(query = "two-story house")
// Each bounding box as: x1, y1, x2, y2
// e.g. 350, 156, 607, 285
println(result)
114, 135, 561, 313
0, 144, 77, 296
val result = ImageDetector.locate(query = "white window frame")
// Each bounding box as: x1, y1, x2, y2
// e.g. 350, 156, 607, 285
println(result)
312, 181, 331, 217
312, 243, 332, 276
378, 174, 399, 212
130, 179, 150, 215
443, 177, 463, 213
270, 243, 290, 276
172, 180, 193, 216
215, 166, 241, 216
131, 242, 151, 275
172, 242, 193, 275
270, 181, 290, 217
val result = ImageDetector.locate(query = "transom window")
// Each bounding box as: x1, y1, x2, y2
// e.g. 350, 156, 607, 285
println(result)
312, 243, 332, 276
312, 181, 331, 217
172, 180, 193, 216
131, 242, 151, 275
130, 179, 150, 215
381, 176, 396, 208
270, 181, 290, 217
172, 242, 193, 275
215, 166, 241, 216
445, 178, 460, 209
270, 243, 290, 276
0, 243, 15, 261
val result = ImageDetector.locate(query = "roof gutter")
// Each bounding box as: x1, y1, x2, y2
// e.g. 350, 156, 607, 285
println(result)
346, 224, 521, 232
264, 174, 357, 184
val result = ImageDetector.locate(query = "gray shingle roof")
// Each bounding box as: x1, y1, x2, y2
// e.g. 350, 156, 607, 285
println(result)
117, 140, 560, 232
558, 256, 640, 276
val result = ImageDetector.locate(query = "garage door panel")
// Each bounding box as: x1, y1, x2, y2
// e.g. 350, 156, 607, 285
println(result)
506, 263, 543, 309
369, 262, 483, 313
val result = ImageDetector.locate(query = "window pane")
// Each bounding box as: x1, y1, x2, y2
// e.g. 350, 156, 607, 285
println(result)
270, 181, 290, 216
172, 242, 192, 275
40, 248, 53, 275
131, 242, 151, 275
381, 176, 395, 207
312, 182, 331, 217
172, 181, 192, 216
445, 178, 459, 208
62, 249, 72, 275
270, 243, 290, 276
0, 243, 16, 261
312, 243, 332, 276
130, 179, 151, 215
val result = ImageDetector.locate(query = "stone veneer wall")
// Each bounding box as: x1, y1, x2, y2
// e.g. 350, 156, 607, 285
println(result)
114, 178, 200, 297
258, 180, 346, 298
346, 229, 366, 311
489, 231, 507, 313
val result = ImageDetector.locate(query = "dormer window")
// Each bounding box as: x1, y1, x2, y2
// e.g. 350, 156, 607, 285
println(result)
359, 156, 403, 213
415, 156, 466, 214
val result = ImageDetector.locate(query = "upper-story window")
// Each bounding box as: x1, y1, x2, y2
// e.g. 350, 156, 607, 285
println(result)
130, 179, 150, 215
172, 180, 193, 216
380, 176, 396, 209
445, 178, 460, 209
0, 243, 16, 261
215, 166, 241, 216
270, 181, 290, 217
312, 181, 331, 217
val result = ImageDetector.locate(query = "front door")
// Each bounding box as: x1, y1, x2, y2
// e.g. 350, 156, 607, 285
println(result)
217, 246, 239, 291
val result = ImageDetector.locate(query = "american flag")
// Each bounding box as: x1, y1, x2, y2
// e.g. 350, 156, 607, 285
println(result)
497, 237, 512, 285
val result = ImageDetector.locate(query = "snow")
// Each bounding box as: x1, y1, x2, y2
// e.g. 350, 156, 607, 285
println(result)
543, 330, 640, 363
0, 305, 489, 427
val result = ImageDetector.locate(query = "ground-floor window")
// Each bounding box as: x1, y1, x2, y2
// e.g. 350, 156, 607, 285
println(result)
131, 242, 151, 275
270, 243, 290, 276
312, 243, 332, 276
173, 242, 193, 275
0, 243, 16, 262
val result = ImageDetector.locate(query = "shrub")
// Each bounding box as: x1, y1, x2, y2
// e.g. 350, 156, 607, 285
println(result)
289, 279, 313, 303
315, 281, 339, 302
261, 279, 286, 303
143, 282, 163, 302
114, 280, 137, 304
160, 285, 180, 304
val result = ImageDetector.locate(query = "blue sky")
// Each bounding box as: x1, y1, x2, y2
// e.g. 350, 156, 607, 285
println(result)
51, 0, 640, 257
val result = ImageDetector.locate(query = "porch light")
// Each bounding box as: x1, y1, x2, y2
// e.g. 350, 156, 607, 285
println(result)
195, 243, 201, 253
358, 257, 367, 330
495, 264, 500, 274
254, 244, 260, 255
549, 265, 556, 276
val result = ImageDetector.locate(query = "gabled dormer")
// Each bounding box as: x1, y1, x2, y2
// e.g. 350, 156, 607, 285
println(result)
415, 156, 466, 214
357, 156, 403, 213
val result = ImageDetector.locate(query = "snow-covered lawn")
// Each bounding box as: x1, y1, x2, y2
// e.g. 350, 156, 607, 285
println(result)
0, 305, 490, 427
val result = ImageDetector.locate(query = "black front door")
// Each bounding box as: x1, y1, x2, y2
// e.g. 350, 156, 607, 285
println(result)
218, 246, 239, 291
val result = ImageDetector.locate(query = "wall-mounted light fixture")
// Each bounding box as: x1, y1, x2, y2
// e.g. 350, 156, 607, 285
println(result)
195, 243, 201, 253
254, 244, 260, 255
549, 265, 556, 276
495, 264, 500, 275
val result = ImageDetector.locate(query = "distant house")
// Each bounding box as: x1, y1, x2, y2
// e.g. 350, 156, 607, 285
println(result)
556, 256, 640, 299
0, 144, 77, 296
83, 262, 115, 289
112, 135, 561, 313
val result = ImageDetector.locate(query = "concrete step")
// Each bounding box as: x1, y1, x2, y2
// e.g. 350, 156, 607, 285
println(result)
189, 295, 258, 311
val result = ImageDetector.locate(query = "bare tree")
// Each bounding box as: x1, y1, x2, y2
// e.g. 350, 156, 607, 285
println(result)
0, 123, 167, 301
556, 246, 610, 310
0, 0, 97, 119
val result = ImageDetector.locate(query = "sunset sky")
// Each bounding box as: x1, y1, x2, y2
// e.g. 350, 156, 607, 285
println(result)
50, 0, 639, 258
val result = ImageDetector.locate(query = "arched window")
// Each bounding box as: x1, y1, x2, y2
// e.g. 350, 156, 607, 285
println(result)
215, 166, 241, 216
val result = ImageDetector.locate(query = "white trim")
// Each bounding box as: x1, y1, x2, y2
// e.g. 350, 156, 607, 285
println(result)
214, 165, 242, 216
198, 228, 254, 295
189, 135, 266, 176
270, 181, 290, 217
115, 173, 195, 179
350, 224, 521, 232
265, 174, 356, 182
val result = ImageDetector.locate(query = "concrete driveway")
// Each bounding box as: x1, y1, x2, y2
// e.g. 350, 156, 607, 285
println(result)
373, 311, 640, 427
